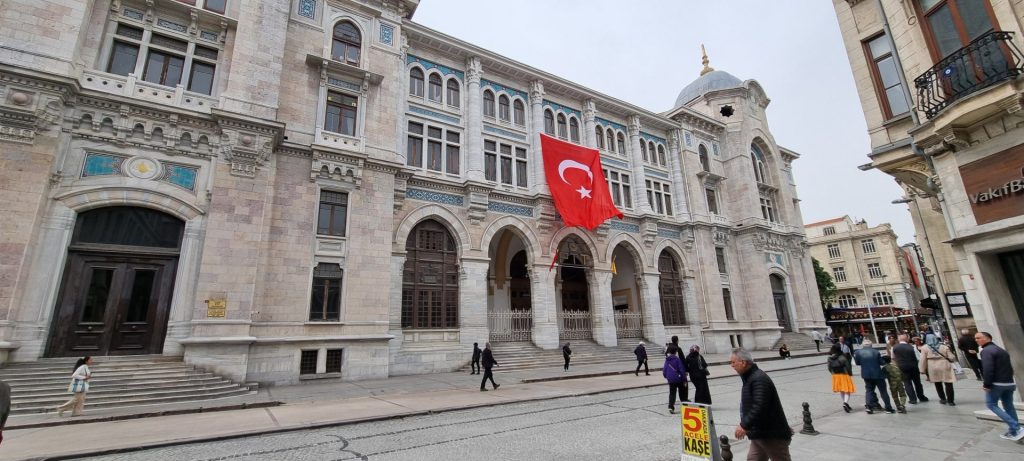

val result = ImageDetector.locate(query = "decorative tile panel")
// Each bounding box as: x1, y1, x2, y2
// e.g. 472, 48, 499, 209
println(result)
657, 228, 681, 239
156, 18, 187, 33
644, 168, 670, 180
712, 142, 720, 157
483, 125, 527, 142
595, 117, 626, 132
600, 154, 629, 169
408, 105, 461, 125
160, 163, 199, 191
481, 79, 528, 100
640, 132, 667, 145
608, 220, 640, 233
406, 188, 464, 206
684, 132, 693, 147
328, 77, 362, 92
406, 55, 465, 81
379, 23, 394, 45
123, 8, 144, 20
542, 100, 581, 118
199, 30, 219, 42
82, 153, 126, 177
765, 252, 786, 266
488, 201, 533, 218
298, 0, 316, 19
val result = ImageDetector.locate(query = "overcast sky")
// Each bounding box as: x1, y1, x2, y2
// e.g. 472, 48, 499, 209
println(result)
413, 0, 917, 244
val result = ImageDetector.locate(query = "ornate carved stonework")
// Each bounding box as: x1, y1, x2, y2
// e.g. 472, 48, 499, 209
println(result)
627, 115, 641, 137
583, 99, 596, 123
465, 56, 482, 85
712, 229, 730, 245
529, 80, 544, 104
0, 72, 71, 144
752, 231, 787, 252
215, 114, 282, 178
311, 148, 363, 188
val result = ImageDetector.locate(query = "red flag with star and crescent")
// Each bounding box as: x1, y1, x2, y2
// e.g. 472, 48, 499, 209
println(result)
540, 134, 623, 230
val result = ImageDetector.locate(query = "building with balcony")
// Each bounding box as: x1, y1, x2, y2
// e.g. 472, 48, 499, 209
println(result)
832, 0, 1023, 383
0, 0, 824, 385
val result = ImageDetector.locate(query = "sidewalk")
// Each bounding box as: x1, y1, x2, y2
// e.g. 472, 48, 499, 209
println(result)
1, 349, 823, 460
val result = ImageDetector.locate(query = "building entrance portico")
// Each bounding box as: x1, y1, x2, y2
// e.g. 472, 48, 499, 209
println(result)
610, 244, 643, 339
771, 274, 792, 332
556, 236, 593, 341
486, 228, 532, 342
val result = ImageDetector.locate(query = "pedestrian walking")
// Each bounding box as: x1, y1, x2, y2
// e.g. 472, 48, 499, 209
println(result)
55, 356, 92, 417
827, 344, 855, 413
662, 347, 687, 414
923, 325, 939, 348
975, 331, 1023, 441
881, 356, 907, 413
920, 338, 957, 405
892, 334, 929, 404
685, 345, 711, 405
957, 329, 983, 380
470, 342, 481, 375
811, 330, 825, 352
479, 343, 500, 391
634, 341, 649, 376
0, 379, 10, 446
853, 339, 896, 414
562, 342, 572, 371
778, 344, 791, 359
838, 336, 854, 361
730, 348, 792, 460
668, 335, 680, 357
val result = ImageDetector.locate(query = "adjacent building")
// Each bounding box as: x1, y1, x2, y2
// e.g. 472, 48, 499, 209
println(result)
0, 0, 825, 385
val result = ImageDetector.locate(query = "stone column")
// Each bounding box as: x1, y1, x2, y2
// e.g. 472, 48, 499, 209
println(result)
529, 264, 559, 349
638, 272, 668, 346
388, 253, 407, 359
465, 57, 485, 181
589, 269, 617, 346
668, 130, 690, 218
395, 32, 410, 165
164, 218, 206, 356
627, 115, 653, 214
582, 99, 597, 148
460, 258, 490, 346
218, 0, 291, 119
529, 80, 548, 195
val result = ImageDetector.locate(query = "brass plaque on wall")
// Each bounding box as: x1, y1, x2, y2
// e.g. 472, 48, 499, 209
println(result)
206, 299, 227, 318
960, 144, 1024, 225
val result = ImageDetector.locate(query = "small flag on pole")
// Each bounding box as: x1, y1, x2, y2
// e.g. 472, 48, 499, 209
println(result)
549, 250, 559, 272
611, 255, 618, 275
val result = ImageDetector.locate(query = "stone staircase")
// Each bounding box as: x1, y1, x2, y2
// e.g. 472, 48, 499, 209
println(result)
772, 331, 820, 351
0, 355, 256, 415
461, 340, 662, 372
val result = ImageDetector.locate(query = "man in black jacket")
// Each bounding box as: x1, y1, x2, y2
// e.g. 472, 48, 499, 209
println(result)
480, 342, 500, 391
470, 342, 481, 375
957, 329, 983, 380
731, 348, 792, 460
892, 334, 929, 404
976, 332, 1022, 441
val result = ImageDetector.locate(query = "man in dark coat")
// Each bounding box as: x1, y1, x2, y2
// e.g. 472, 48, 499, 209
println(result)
957, 329, 983, 380
0, 379, 9, 446
892, 333, 929, 403
854, 338, 895, 414
976, 331, 1023, 440
471, 342, 481, 375
562, 342, 572, 371
730, 348, 792, 460
480, 342, 500, 391
634, 341, 649, 376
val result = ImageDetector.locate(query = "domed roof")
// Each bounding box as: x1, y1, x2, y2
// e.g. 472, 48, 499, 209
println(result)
674, 70, 743, 108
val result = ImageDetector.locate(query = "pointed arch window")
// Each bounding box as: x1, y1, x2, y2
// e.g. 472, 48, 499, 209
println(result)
640, 142, 648, 162
606, 129, 616, 153
698, 145, 711, 172
498, 95, 510, 122
751, 144, 769, 184
658, 252, 687, 326
331, 21, 361, 66
401, 220, 460, 329
657, 144, 666, 166
595, 125, 605, 149
569, 118, 580, 143
409, 68, 424, 97
446, 79, 460, 108
556, 113, 567, 139
616, 132, 626, 154
513, 99, 525, 126
483, 91, 495, 118
427, 73, 443, 103
544, 110, 555, 135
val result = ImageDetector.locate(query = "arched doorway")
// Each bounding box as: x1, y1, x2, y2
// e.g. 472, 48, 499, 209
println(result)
557, 236, 592, 340
486, 227, 532, 342
770, 274, 791, 332
658, 251, 687, 326
401, 219, 459, 329
48, 206, 184, 356
610, 244, 643, 339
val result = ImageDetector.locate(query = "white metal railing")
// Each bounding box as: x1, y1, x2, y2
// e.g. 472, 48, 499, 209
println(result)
558, 310, 592, 340
487, 311, 532, 342
614, 311, 643, 338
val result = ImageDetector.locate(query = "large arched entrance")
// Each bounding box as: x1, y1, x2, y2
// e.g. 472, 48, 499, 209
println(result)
770, 274, 792, 332
486, 228, 531, 342
556, 236, 592, 340
610, 244, 643, 339
658, 250, 687, 326
401, 219, 460, 330
48, 206, 183, 357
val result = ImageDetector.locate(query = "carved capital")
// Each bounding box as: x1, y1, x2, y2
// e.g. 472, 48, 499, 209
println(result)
465, 56, 482, 85
627, 115, 641, 137
583, 99, 596, 122
669, 129, 682, 152
529, 80, 545, 104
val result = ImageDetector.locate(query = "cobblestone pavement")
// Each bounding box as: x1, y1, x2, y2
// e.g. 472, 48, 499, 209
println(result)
77, 366, 1024, 461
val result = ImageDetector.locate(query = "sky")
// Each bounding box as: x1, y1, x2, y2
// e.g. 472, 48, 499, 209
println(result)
412, 0, 917, 244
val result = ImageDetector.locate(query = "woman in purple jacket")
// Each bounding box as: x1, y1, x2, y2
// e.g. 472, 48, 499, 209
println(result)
663, 346, 688, 414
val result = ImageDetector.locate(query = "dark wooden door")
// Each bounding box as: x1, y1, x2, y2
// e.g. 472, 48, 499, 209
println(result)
49, 252, 176, 356
773, 293, 791, 332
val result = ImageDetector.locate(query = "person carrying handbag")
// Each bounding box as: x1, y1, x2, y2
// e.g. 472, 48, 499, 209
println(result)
920, 340, 957, 405
663, 347, 688, 414
55, 356, 92, 417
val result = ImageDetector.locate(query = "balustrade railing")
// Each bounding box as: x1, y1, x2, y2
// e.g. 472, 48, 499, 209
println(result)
558, 310, 592, 340
487, 311, 532, 342
915, 30, 1023, 119
614, 311, 643, 338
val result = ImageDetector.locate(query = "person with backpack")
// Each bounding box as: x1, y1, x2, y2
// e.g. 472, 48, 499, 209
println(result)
828, 344, 855, 413
663, 347, 687, 414
55, 356, 92, 417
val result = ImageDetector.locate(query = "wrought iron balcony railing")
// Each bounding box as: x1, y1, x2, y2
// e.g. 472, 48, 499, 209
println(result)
914, 30, 1024, 119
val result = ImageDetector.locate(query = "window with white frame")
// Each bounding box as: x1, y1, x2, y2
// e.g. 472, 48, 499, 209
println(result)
641, 143, 649, 162
331, 21, 361, 66
569, 118, 580, 143
643, 141, 665, 166
556, 113, 567, 139
605, 129, 615, 153
446, 78, 460, 108
544, 110, 555, 135
616, 132, 626, 154
317, 191, 348, 237
483, 90, 495, 118
310, 263, 343, 321
698, 145, 711, 172
484, 139, 527, 187
595, 125, 605, 149
324, 91, 358, 136
715, 247, 728, 274
871, 291, 894, 305
759, 196, 776, 222
832, 266, 847, 283
751, 144, 769, 184
827, 243, 841, 259
513, 99, 525, 126
603, 169, 632, 209
837, 294, 857, 308
705, 188, 718, 214
409, 68, 424, 97
407, 121, 460, 175
646, 179, 673, 216
105, 21, 222, 96
823, 226, 836, 236
867, 262, 883, 279
861, 238, 876, 254
427, 73, 442, 103
498, 95, 510, 122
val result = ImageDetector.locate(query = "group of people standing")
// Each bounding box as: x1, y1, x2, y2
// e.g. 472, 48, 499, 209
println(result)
659, 336, 712, 414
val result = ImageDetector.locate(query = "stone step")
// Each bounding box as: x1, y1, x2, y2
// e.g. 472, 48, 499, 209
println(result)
11, 376, 229, 396
0, 364, 196, 379
15, 387, 255, 415
1, 370, 214, 386
14, 382, 245, 407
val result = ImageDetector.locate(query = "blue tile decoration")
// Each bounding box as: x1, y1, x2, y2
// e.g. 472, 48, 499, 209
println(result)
644, 168, 670, 180
542, 100, 581, 119
640, 132, 667, 145
712, 142, 720, 157
488, 201, 533, 218
599, 154, 629, 169
408, 105, 461, 125
406, 188, 464, 207
684, 132, 693, 147
159, 163, 198, 191
480, 79, 528, 100
595, 117, 626, 132
406, 55, 464, 81
765, 253, 785, 266
328, 77, 362, 92
123, 8, 144, 20
483, 125, 527, 142
82, 153, 126, 177
156, 18, 187, 33
298, 0, 316, 19
379, 23, 394, 45
199, 30, 219, 42
608, 220, 640, 233
657, 227, 681, 239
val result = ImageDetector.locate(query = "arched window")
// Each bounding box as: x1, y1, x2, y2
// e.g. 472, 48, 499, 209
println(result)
616, 132, 626, 154
658, 251, 687, 325
569, 117, 580, 143
446, 79, 460, 108
606, 129, 615, 152
595, 125, 604, 149
483, 91, 495, 117
648, 142, 656, 163
544, 110, 555, 135
513, 99, 525, 125
331, 21, 361, 66
640, 142, 648, 162
698, 145, 710, 172
409, 68, 424, 97
657, 144, 666, 166
751, 144, 769, 184
837, 294, 858, 308
401, 220, 459, 329
871, 292, 894, 305
556, 113, 567, 139
498, 94, 510, 122
427, 73, 442, 103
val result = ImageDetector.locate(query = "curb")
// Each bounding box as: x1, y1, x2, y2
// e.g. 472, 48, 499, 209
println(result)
7, 401, 283, 431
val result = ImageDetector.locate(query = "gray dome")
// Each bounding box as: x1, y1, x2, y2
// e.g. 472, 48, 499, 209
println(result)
674, 70, 743, 107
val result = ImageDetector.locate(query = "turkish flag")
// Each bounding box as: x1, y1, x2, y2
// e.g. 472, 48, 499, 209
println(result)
540, 134, 623, 230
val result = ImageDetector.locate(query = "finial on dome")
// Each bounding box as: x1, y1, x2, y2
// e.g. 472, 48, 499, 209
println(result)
700, 44, 714, 76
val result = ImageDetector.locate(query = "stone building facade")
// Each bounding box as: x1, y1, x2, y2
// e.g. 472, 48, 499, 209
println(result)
0, 0, 824, 385
832, 0, 1024, 387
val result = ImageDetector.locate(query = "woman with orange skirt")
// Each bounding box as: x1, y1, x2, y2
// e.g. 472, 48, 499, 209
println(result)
827, 344, 856, 412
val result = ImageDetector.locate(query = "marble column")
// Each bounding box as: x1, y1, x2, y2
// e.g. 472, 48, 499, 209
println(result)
164, 218, 206, 356
667, 130, 690, 218
460, 258, 490, 345
387, 254, 408, 359
529, 264, 559, 349
638, 272, 668, 346
589, 269, 617, 346
627, 115, 653, 214
582, 99, 597, 148
464, 57, 485, 182
529, 80, 548, 195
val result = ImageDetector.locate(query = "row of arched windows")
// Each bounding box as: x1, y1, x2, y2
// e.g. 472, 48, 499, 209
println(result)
835, 292, 895, 308
543, 109, 580, 143
595, 125, 626, 154
485, 90, 526, 126
640, 140, 667, 167
409, 68, 461, 108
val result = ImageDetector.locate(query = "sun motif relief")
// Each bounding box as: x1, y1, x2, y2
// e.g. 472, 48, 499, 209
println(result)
124, 157, 162, 180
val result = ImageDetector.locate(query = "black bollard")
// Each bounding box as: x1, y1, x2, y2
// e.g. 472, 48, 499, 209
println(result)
719, 435, 733, 461
800, 401, 819, 435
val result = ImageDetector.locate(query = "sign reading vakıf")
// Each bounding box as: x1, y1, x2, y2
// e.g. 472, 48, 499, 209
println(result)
680, 403, 717, 461
960, 144, 1024, 225
968, 167, 1024, 204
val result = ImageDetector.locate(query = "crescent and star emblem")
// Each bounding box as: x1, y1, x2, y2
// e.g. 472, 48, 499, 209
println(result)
557, 159, 593, 199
